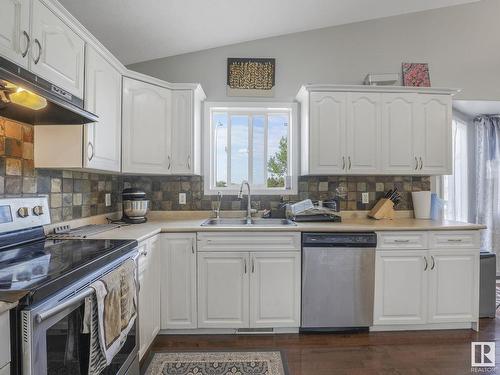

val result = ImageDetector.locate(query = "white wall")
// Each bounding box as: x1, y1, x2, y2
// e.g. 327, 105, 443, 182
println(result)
129, 0, 500, 102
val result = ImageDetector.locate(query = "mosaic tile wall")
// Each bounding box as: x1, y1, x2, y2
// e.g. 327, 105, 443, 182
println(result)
123, 175, 430, 212
0, 117, 121, 223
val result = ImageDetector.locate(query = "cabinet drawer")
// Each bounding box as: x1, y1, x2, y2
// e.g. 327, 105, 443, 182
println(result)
197, 232, 301, 252
0, 312, 10, 369
429, 231, 480, 249
377, 232, 428, 250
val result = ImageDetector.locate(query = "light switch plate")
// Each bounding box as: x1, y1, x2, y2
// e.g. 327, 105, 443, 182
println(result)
179, 193, 186, 205
362, 192, 369, 204
105, 193, 111, 207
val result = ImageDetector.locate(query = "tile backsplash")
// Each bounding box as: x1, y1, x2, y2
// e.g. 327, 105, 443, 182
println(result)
123, 174, 430, 212
0, 118, 120, 222
0, 116, 430, 223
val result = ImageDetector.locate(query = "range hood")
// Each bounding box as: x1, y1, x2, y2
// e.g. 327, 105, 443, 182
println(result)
0, 56, 98, 125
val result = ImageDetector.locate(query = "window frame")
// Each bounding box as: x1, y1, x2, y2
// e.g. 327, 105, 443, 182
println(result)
203, 101, 298, 195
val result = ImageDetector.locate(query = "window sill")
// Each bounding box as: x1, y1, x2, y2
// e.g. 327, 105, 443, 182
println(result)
204, 188, 297, 196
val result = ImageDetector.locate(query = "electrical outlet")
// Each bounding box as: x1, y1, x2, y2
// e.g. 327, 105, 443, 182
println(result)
362, 192, 370, 204
105, 193, 111, 207
179, 193, 186, 205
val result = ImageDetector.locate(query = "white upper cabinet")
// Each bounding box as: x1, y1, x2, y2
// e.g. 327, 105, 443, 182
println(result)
170, 90, 194, 174
0, 0, 30, 67
84, 46, 121, 172
297, 85, 457, 175
346, 92, 381, 174
381, 93, 419, 174
122, 77, 172, 174
30, 0, 85, 97
414, 94, 452, 175
308, 92, 346, 174
161, 233, 197, 329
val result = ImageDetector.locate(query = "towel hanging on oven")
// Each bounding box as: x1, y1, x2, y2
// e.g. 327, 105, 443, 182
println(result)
83, 259, 137, 374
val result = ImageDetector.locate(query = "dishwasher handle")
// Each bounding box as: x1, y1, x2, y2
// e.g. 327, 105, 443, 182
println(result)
302, 232, 377, 248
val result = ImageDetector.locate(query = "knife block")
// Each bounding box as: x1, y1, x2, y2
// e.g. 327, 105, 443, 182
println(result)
368, 198, 395, 220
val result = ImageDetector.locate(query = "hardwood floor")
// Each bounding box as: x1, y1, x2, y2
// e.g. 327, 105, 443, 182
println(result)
150, 317, 499, 374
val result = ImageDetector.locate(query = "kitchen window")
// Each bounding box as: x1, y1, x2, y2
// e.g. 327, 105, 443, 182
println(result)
204, 102, 298, 195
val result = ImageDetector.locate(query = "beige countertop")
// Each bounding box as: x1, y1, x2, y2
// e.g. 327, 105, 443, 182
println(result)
87, 211, 486, 242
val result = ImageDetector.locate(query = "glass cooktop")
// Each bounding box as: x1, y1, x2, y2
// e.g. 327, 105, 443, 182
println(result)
0, 238, 137, 305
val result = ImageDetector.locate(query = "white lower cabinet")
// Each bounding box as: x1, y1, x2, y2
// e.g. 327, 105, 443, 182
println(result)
373, 231, 479, 329
250, 252, 301, 328
137, 235, 160, 359
161, 233, 197, 329
197, 252, 250, 328
374, 250, 427, 325
427, 249, 478, 323
196, 233, 301, 330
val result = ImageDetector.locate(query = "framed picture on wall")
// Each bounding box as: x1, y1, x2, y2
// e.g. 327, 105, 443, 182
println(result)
227, 58, 276, 97
402, 63, 431, 87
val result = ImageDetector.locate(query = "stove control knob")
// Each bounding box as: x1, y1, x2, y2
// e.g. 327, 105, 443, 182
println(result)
17, 207, 29, 218
33, 205, 44, 216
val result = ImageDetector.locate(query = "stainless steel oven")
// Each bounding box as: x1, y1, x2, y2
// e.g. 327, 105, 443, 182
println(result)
20, 250, 139, 375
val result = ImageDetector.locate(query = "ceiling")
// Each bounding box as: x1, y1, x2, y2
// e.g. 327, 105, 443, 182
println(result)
454, 100, 500, 118
59, 0, 479, 65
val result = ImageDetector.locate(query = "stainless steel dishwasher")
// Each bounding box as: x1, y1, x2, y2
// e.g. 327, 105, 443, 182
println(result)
301, 232, 377, 331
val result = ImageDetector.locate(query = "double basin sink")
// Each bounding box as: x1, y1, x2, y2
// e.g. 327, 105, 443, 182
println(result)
201, 218, 296, 227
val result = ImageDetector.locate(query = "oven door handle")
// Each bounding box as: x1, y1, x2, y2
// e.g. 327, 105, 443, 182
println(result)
36, 288, 94, 323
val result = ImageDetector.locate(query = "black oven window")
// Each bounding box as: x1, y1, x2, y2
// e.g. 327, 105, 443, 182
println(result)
46, 305, 137, 374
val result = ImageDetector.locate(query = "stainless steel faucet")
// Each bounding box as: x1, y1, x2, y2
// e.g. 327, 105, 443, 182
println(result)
238, 180, 252, 224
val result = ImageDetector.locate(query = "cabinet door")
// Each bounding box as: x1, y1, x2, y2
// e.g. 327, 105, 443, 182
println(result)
427, 249, 478, 323
84, 46, 121, 172
381, 93, 418, 174
0, 0, 30, 67
346, 92, 381, 174
148, 236, 161, 339
197, 252, 249, 328
373, 250, 427, 325
161, 233, 197, 329
250, 252, 300, 328
309, 92, 347, 174
30, 0, 85, 97
414, 94, 452, 174
122, 77, 172, 174
170, 90, 193, 174
137, 241, 151, 359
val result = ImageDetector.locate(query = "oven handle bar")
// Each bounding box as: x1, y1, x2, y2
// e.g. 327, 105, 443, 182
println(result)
36, 288, 94, 323
36, 251, 140, 324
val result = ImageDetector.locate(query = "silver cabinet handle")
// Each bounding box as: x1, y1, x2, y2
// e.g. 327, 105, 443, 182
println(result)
88, 142, 95, 161
423, 256, 428, 271
342, 156, 346, 170
33, 38, 42, 64
414, 157, 418, 170
244, 258, 247, 274
447, 239, 463, 242
167, 155, 171, 170
419, 157, 423, 170
191, 242, 195, 254
21, 30, 30, 58
348, 156, 351, 170
430, 255, 435, 270
36, 287, 93, 323
187, 155, 191, 170
251, 257, 255, 273
142, 250, 148, 256
394, 239, 410, 243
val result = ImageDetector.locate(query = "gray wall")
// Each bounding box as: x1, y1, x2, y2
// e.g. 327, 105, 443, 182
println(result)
129, 0, 500, 102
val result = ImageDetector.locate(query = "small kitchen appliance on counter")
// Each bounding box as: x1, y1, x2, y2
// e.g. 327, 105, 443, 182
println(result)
121, 188, 149, 224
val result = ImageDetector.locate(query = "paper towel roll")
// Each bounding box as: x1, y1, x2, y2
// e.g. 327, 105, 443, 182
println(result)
412, 191, 432, 219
